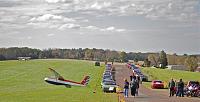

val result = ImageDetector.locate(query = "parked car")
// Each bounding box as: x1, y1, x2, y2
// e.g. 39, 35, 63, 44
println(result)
102, 81, 117, 92
103, 72, 112, 76
185, 81, 200, 97
101, 79, 115, 86
104, 70, 112, 73
187, 81, 199, 87
151, 80, 164, 89
103, 75, 113, 80
138, 74, 148, 82
95, 61, 100, 66
133, 68, 141, 74
105, 66, 112, 70
106, 64, 112, 68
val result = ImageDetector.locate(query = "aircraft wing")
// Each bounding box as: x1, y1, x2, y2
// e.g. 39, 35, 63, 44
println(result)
48, 68, 64, 79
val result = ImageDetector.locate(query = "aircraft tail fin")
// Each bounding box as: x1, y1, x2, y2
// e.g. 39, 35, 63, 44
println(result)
81, 76, 90, 85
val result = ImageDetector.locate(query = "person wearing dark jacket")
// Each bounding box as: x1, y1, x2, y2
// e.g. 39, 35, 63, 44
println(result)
130, 77, 137, 97
177, 79, 184, 97
168, 78, 175, 97
130, 73, 136, 81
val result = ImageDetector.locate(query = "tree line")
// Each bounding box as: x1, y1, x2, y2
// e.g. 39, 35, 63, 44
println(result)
0, 47, 147, 62
0, 47, 199, 72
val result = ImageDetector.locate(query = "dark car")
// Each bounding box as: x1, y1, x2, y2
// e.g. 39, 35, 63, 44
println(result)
104, 70, 112, 73
103, 72, 112, 76
95, 61, 100, 66
101, 79, 115, 86
103, 75, 113, 80
138, 74, 148, 82
106, 64, 112, 68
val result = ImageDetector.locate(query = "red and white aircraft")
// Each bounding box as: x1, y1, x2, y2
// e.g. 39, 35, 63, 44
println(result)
44, 68, 90, 88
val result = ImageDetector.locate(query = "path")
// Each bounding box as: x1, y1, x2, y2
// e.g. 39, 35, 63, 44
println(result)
114, 64, 200, 102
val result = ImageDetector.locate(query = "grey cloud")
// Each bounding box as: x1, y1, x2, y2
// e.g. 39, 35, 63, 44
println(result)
0, 0, 199, 54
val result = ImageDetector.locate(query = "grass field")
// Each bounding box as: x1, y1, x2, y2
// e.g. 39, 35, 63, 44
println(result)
0, 59, 117, 102
141, 67, 200, 88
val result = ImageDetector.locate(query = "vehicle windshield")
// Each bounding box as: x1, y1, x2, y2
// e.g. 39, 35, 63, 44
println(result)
104, 82, 116, 85
189, 81, 199, 85
154, 81, 162, 83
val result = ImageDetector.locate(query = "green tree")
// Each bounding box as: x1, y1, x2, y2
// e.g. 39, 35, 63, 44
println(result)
184, 56, 198, 72
158, 50, 168, 68
120, 51, 128, 62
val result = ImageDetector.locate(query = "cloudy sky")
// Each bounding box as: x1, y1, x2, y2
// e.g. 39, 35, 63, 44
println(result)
0, 0, 199, 54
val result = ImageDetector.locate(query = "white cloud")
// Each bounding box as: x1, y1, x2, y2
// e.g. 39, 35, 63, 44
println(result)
84, 26, 99, 30
59, 23, 80, 30
168, 3, 172, 9
47, 33, 55, 37
82, 25, 126, 32
106, 26, 115, 31
100, 26, 126, 32
63, 18, 76, 22
30, 14, 62, 22
91, 2, 102, 10
90, 2, 111, 10
28, 13, 77, 29
45, 0, 71, 3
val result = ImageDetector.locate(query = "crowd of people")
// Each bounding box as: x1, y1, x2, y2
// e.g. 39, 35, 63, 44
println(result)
168, 78, 185, 97
123, 74, 140, 97
123, 77, 186, 98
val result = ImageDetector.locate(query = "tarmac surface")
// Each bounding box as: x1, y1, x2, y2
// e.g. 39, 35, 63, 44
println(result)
114, 64, 200, 102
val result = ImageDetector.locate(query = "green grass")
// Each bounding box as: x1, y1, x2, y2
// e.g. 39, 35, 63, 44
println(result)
141, 67, 200, 88
0, 59, 117, 102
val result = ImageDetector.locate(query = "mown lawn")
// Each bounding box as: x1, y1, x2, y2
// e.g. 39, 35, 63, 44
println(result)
141, 67, 200, 88
0, 59, 117, 102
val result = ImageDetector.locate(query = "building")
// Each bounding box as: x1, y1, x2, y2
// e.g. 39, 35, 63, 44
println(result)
196, 66, 200, 72
167, 65, 188, 71
17, 57, 31, 61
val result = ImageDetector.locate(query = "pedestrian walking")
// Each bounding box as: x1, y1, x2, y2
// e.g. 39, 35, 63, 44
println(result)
130, 73, 136, 81
168, 78, 175, 97
124, 79, 129, 97
130, 77, 137, 97
135, 76, 140, 96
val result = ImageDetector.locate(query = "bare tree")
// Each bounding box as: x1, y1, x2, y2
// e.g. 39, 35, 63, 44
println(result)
184, 56, 198, 72
148, 53, 159, 67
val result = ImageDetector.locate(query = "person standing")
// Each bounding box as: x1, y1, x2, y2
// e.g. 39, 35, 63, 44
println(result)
136, 76, 140, 96
168, 78, 175, 97
130, 77, 137, 97
130, 73, 136, 81
124, 79, 129, 97
175, 80, 179, 97
177, 79, 184, 97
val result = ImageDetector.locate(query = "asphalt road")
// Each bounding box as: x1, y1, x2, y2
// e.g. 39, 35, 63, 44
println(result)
114, 64, 200, 102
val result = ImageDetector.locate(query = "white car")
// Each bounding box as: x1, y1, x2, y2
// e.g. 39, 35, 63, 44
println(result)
102, 81, 117, 93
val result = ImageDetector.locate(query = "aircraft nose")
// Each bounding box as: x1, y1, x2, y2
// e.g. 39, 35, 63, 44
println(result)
44, 78, 48, 81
